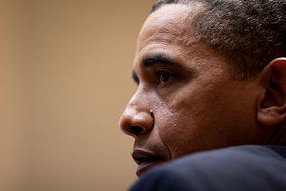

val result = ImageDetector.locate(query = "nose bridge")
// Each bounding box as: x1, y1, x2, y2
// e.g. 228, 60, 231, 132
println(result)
129, 85, 148, 107
119, 87, 154, 137
126, 84, 152, 113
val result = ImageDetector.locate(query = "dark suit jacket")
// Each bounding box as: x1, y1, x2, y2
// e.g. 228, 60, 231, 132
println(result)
130, 145, 286, 191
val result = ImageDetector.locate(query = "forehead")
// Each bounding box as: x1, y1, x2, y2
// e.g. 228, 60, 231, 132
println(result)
141, 5, 190, 35
134, 4, 213, 68
133, 4, 232, 79
137, 5, 194, 49
138, 3, 206, 41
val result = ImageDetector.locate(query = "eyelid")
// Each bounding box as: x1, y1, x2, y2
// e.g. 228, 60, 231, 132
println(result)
155, 68, 178, 78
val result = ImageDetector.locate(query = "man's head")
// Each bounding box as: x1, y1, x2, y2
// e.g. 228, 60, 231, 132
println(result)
119, 0, 286, 176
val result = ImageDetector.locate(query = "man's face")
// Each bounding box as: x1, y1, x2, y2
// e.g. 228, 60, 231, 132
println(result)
119, 4, 264, 176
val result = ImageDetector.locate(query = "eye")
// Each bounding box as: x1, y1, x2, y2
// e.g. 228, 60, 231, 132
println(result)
159, 71, 170, 83
155, 70, 174, 85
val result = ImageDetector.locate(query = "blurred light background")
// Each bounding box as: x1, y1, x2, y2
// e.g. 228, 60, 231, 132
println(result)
0, 0, 156, 190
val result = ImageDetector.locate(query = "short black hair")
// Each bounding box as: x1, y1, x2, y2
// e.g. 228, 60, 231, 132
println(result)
151, 0, 286, 79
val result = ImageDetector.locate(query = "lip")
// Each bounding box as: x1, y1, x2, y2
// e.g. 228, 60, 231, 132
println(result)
132, 148, 165, 176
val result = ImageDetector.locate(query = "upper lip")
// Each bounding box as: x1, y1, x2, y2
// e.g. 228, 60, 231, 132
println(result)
132, 148, 165, 165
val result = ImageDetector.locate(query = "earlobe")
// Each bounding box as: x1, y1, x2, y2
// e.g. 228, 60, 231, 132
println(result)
258, 104, 286, 127
257, 58, 286, 127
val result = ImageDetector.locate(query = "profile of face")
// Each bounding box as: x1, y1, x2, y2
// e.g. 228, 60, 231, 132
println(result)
119, 4, 271, 176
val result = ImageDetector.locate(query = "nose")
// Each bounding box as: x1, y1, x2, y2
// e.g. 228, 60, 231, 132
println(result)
119, 95, 154, 137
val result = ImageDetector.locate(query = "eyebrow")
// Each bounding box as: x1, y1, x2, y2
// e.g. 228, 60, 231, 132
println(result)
132, 54, 185, 84
142, 54, 181, 68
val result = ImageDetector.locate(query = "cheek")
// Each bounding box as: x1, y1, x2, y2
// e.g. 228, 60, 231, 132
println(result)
156, 86, 237, 158
156, 100, 206, 158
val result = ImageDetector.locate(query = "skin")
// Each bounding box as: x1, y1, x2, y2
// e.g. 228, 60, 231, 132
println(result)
119, 4, 285, 177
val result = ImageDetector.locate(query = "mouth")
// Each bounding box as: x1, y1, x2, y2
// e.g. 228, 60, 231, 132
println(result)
132, 148, 165, 176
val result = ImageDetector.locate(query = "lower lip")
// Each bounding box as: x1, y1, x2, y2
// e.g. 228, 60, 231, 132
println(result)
136, 161, 163, 176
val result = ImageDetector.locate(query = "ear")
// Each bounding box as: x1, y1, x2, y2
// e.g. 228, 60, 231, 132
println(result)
257, 58, 286, 127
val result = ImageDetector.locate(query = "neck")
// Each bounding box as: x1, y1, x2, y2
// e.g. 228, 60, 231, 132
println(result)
269, 123, 286, 145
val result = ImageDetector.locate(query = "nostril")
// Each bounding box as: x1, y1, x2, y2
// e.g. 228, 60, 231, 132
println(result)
131, 126, 145, 136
